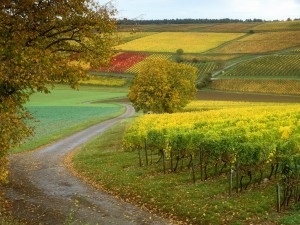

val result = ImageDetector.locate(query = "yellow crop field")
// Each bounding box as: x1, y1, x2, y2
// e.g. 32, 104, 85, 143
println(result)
213, 31, 300, 54
253, 21, 300, 31
116, 32, 245, 53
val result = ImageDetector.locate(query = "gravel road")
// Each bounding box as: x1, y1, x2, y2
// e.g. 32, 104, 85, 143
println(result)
1, 105, 173, 225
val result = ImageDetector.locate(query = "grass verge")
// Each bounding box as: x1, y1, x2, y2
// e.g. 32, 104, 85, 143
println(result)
71, 119, 300, 225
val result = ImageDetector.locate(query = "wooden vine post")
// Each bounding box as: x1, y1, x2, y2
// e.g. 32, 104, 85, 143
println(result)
236, 156, 240, 193
138, 147, 142, 167
229, 169, 234, 195
276, 183, 281, 212
162, 150, 166, 174
144, 138, 149, 166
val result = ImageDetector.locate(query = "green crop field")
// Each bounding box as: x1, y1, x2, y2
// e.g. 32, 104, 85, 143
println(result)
11, 85, 127, 153
116, 32, 246, 53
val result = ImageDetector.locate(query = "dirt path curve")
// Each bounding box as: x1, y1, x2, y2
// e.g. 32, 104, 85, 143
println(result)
2, 105, 173, 225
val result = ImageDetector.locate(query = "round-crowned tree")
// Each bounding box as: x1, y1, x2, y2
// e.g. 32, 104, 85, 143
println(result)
128, 59, 197, 113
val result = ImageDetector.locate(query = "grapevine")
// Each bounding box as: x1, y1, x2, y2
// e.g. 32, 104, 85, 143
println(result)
123, 102, 300, 207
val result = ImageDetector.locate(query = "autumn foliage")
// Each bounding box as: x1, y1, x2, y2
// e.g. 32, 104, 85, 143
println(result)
94, 52, 149, 73
0, 0, 116, 182
128, 60, 197, 113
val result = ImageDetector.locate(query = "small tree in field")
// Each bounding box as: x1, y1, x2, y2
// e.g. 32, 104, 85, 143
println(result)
0, 0, 116, 183
128, 59, 197, 113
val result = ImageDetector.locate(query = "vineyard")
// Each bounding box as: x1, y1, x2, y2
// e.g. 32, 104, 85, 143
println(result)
70, 21, 300, 225
252, 20, 300, 31
209, 79, 300, 95
200, 22, 259, 32
91, 52, 149, 73
117, 21, 300, 33
212, 31, 300, 54
117, 23, 213, 32
219, 54, 300, 78
90, 21, 300, 95
125, 53, 172, 73
123, 102, 300, 212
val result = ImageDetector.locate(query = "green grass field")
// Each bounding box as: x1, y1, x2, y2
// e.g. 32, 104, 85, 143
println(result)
11, 85, 128, 153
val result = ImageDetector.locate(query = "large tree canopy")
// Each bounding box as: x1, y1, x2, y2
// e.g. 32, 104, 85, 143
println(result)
0, 0, 116, 182
128, 60, 197, 113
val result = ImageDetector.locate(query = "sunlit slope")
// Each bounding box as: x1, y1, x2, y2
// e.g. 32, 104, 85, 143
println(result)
252, 20, 300, 31
219, 54, 300, 78
211, 31, 300, 54
116, 32, 245, 53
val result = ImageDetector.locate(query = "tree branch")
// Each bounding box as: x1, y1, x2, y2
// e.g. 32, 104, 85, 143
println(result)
45, 37, 80, 49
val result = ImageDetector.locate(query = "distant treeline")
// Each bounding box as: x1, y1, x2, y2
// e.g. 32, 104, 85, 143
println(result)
118, 18, 300, 25
118, 18, 266, 25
